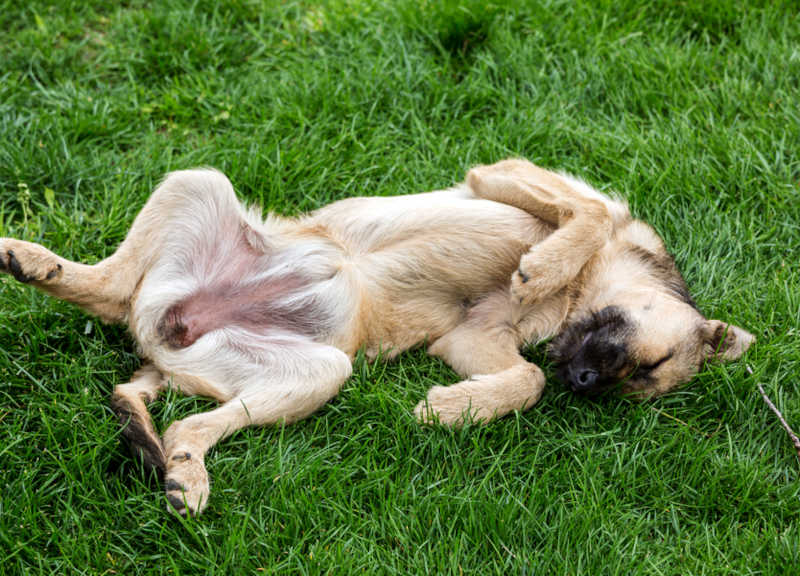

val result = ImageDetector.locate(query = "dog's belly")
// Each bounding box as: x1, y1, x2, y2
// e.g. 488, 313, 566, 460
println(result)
133, 185, 553, 365
317, 187, 553, 298
156, 273, 321, 349
131, 213, 353, 366
319, 190, 555, 353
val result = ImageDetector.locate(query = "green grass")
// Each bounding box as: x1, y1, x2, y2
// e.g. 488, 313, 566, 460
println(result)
1, 0, 799, 573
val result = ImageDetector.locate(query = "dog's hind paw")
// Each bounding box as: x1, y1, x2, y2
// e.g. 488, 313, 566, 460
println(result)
0, 239, 63, 284
164, 453, 210, 517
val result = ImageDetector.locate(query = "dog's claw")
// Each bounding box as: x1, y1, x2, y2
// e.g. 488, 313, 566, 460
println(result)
171, 452, 192, 462
45, 264, 63, 280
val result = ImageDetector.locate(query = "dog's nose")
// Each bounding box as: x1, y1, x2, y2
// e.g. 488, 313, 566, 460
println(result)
569, 368, 598, 391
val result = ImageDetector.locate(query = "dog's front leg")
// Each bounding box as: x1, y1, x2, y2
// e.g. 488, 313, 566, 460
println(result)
417, 302, 556, 425
416, 363, 545, 426
466, 159, 623, 306
416, 288, 569, 426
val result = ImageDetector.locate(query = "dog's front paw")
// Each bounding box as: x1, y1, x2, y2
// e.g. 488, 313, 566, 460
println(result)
0, 239, 62, 284
164, 451, 210, 517
510, 263, 536, 305
414, 383, 483, 426
416, 367, 545, 427
511, 261, 552, 307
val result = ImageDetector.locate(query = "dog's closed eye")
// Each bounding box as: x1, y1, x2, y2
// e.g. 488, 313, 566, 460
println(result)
634, 351, 673, 376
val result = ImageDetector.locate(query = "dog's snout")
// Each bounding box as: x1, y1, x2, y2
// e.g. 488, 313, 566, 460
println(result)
568, 367, 599, 391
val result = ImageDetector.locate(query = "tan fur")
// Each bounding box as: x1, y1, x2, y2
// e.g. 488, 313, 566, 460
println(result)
0, 159, 753, 515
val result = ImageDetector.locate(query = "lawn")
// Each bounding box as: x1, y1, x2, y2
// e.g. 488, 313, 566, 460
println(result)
1, 0, 798, 573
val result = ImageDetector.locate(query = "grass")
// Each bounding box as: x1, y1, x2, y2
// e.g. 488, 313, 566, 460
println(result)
1, 0, 799, 573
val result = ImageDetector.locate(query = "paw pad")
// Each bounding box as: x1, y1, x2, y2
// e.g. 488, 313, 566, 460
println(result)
165, 480, 190, 515
7, 251, 35, 283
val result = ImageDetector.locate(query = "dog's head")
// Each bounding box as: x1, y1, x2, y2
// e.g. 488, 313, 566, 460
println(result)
550, 304, 753, 398
550, 228, 754, 398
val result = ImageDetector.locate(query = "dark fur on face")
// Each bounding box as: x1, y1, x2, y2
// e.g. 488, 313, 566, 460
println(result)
623, 245, 697, 310
549, 306, 635, 394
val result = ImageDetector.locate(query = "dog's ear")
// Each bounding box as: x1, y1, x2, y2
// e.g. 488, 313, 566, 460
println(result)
702, 320, 754, 361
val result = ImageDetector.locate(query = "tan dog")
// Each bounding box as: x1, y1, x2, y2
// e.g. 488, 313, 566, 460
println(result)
0, 159, 753, 515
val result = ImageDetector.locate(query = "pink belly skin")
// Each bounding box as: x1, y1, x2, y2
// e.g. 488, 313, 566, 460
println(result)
157, 272, 323, 349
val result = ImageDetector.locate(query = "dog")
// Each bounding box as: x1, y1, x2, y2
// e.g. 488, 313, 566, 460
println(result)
0, 159, 753, 515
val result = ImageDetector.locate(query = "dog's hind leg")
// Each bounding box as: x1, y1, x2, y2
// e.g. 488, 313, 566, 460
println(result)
111, 365, 245, 479
0, 238, 134, 322
159, 342, 352, 516
0, 169, 247, 323
110, 364, 167, 475
466, 159, 628, 306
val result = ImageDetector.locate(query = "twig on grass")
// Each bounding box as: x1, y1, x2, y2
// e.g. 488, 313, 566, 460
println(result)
651, 406, 715, 438
748, 364, 800, 466
499, 541, 517, 560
